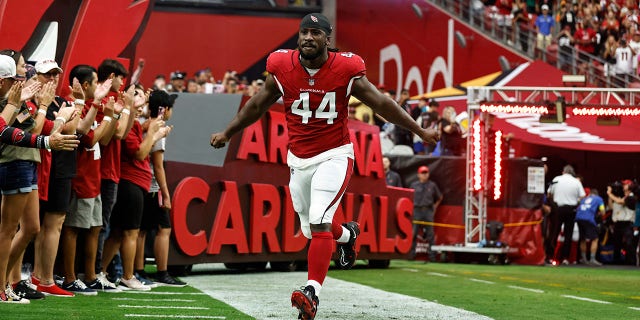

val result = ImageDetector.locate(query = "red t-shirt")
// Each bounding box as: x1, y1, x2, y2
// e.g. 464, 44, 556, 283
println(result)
120, 121, 152, 192
266, 49, 366, 158
98, 92, 121, 183
72, 129, 100, 198
34, 100, 56, 201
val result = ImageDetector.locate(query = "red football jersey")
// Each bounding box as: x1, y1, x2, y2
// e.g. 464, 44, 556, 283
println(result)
266, 50, 366, 158
72, 129, 101, 199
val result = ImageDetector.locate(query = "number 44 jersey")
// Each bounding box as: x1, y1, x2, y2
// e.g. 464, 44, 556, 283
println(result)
267, 49, 366, 159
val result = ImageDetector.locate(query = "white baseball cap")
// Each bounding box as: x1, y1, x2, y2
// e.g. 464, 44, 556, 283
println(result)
35, 59, 63, 74
541, 4, 549, 11
0, 55, 16, 79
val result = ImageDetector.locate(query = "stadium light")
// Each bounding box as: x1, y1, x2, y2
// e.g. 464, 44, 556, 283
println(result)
493, 131, 502, 201
472, 119, 483, 191
480, 103, 549, 114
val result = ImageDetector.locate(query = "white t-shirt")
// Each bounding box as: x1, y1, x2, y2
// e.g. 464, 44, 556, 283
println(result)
628, 39, 640, 69
548, 173, 585, 206
614, 46, 634, 75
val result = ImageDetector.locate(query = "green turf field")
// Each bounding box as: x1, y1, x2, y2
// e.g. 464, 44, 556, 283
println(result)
331, 260, 639, 320
1, 261, 637, 320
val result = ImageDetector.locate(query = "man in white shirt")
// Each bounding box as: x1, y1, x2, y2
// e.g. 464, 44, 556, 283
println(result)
547, 165, 586, 265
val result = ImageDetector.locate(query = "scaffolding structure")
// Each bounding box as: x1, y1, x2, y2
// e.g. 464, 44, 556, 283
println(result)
433, 86, 640, 261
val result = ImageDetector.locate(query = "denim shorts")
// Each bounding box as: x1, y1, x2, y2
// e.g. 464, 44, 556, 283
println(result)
0, 160, 38, 195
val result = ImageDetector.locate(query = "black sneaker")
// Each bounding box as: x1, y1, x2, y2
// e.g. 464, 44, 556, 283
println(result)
291, 285, 319, 320
12, 280, 45, 300
336, 221, 360, 269
154, 272, 187, 287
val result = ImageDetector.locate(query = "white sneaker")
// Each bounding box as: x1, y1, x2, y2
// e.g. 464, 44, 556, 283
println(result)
1, 284, 30, 304
118, 276, 151, 291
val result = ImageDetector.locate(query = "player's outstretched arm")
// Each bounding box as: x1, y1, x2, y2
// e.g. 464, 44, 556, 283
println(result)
351, 75, 438, 145
210, 74, 282, 148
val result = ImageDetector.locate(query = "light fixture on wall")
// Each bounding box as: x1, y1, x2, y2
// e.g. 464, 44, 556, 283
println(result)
454, 31, 474, 48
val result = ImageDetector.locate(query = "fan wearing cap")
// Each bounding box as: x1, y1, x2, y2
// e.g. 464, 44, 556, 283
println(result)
409, 166, 442, 261
607, 179, 636, 265
534, 4, 555, 59
168, 71, 186, 92
210, 13, 438, 319
0, 54, 79, 303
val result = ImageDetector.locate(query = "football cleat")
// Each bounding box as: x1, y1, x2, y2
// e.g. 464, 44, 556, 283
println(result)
337, 221, 360, 269
291, 285, 319, 320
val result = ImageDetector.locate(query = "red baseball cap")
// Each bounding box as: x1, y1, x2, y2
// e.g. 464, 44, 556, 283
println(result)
418, 166, 430, 173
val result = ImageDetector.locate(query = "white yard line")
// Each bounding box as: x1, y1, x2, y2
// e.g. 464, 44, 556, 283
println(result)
629, 307, 640, 311
119, 305, 209, 310
469, 278, 495, 284
402, 268, 419, 272
426, 272, 451, 277
186, 270, 493, 320
112, 297, 196, 302
125, 315, 224, 319
123, 291, 206, 295
562, 295, 612, 304
507, 285, 544, 294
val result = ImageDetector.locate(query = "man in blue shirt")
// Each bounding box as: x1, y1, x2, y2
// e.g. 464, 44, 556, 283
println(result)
575, 188, 605, 265
535, 4, 555, 59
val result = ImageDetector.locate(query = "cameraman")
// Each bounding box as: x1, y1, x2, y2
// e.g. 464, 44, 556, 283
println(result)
607, 180, 636, 265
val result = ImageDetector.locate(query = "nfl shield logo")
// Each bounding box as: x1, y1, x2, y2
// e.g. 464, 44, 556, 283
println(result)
309, 78, 315, 86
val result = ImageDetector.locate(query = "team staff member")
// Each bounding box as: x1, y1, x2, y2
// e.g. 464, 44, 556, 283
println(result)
409, 165, 442, 262
210, 13, 438, 320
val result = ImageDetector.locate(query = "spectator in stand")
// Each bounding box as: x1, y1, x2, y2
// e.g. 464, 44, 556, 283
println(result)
225, 77, 239, 94
60, 64, 125, 295
602, 34, 619, 77
186, 79, 200, 93
414, 98, 439, 155
247, 79, 265, 97
535, 4, 555, 59
134, 90, 186, 287
167, 71, 186, 93
195, 69, 214, 94
392, 89, 414, 148
101, 87, 170, 291
574, 19, 597, 73
512, 0, 531, 53
438, 106, 464, 156
556, 25, 575, 72
575, 188, 605, 266
547, 165, 585, 265
613, 37, 635, 87
629, 31, 640, 75
0, 54, 78, 304
409, 166, 442, 261
94, 59, 137, 285
382, 156, 402, 188
558, 1, 577, 34
607, 180, 636, 265
601, 9, 621, 40
153, 74, 166, 91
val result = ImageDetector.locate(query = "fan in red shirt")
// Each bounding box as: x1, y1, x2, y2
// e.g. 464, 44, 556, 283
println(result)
210, 13, 438, 320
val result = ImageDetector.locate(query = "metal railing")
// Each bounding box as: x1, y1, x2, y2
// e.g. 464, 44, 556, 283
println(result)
428, 0, 640, 89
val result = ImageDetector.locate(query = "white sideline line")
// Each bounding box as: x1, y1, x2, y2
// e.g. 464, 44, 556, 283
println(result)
469, 278, 495, 284
122, 291, 206, 295
112, 297, 196, 302
507, 285, 544, 294
427, 272, 451, 277
628, 307, 640, 311
402, 268, 419, 272
562, 295, 612, 304
119, 305, 209, 310
125, 314, 224, 319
